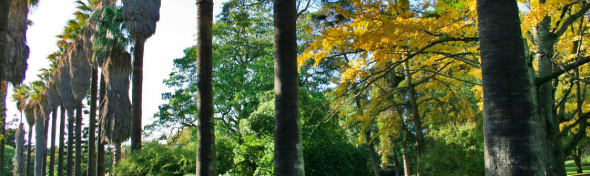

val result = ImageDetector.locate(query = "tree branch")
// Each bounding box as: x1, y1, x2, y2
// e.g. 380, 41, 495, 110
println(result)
536, 55, 590, 86
554, 2, 590, 38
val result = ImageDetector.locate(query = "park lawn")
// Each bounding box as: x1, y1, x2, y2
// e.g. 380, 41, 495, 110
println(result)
566, 160, 590, 175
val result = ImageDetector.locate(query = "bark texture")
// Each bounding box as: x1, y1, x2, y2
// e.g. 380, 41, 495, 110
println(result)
97, 73, 106, 176
196, 0, 215, 175
49, 108, 57, 176
476, 0, 546, 175
58, 106, 65, 176
130, 39, 144, 152
75, 102, 82, 176
87, 67, 98, 176
273, 0, 304, 175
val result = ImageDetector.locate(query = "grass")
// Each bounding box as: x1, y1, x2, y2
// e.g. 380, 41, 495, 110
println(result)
566, 159, 590, 175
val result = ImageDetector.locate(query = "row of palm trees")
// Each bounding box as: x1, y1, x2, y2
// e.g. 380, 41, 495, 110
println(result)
0, 0, 160, 175
1, 0, 307, 176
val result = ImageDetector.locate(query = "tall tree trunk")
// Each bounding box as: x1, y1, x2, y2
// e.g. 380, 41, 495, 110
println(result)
66, 110, 74, 176
97, 72, 106, 176
75, 102, 82, 176
0, 0, 10, 81
34, 113, 46, 176
366, 131, 381, 176
404, 60, 423, 175
41, 115, 49, 176
393, 147, 402, 176
573, 147, 583, 174
87, 67, 98, 176
57, 106, 65, 176
25, 125, 32, 176
533, 9, 565, 176
401, 144, 410, 176
130, 39, 144, 153
48, 108, 57, 176
273, 0, 304, 175
196, 0, 215, 175
0, 81, 5, 176
476, 0, 546, 175
14, 123, 25, 176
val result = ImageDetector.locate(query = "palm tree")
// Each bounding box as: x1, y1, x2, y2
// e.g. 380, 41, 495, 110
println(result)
3, 0, 34, 85
273, 0, 304, 175
476, 0, 546, 175
56, 52, 77, 176
121, 0, 161, 152
0, 0, 9, 81
12, 84, 30, 176
195, 0, 215, 175
0, 81, 6, 174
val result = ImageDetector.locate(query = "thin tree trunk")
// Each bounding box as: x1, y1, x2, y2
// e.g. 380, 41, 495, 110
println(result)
57, 106, 65, 176
49, 108, 57, 176
0, 81, 5, 176
366, 131, 381, 176
573, 147, 583, 173
66, 110, 74, 176
476, 0, 546, 175
87, 67, 98, 176
196, 0, 215, 175
401, 144, 410, 176
404, 60, 423, 175
273, 0, 304, 175
393, 148, 402, 176
34, 113, 46, 176
25, 125, 32, 176
130, 39, 144, 153
75, 102, 82, 176
533, 8, 565, 176
97, 72, 106, 176
41, 115, 49, 176
14, 123, 25, 176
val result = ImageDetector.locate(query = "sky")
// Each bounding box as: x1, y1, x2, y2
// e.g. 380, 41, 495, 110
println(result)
5, 0, 228, 142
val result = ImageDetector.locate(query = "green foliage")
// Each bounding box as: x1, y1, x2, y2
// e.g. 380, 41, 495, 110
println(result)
115, 142, 194, 176
3, 145, 14, 176
420, 122, 484, 176
304, 142, 371, 176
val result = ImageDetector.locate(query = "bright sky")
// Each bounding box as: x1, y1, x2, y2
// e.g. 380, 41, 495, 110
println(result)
5, 0, 228, 142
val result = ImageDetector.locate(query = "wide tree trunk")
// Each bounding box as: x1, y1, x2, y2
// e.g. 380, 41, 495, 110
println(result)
273, 0, 304, 175
196, 0, 215, 175
48, 109, 58, 176
87, 67, 98, 176
66, 110, 74, 176
57, 106, 65, 176
97, 73, 106, 176
0, 0, 10, 81
75, 102, 83, 176
476, 0, 546, 175
25, 125, 32, 176
0, 81, 5, 175
130, 39, 144, 152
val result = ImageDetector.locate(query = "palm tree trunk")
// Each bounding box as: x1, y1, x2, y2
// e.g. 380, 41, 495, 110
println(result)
66, 110, 74, 176
196, 0, 215, 175
57, 106, 65, 176
75, 102, 82, 176
14, 123, 25, 176
273, 0, 304, 175
0, 81, 6, 175
0, 0, 10, 81
25, 125, 32, 176
476, 0, 546, 175
41, 115, 49, 176
130, 39, 144, 152
49, 108, 57, 176
34, 113, 46, 176
86, 67, 98, 176
97, 72, 106, 176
